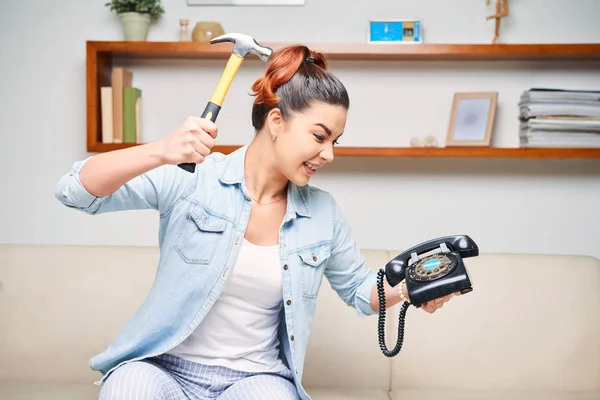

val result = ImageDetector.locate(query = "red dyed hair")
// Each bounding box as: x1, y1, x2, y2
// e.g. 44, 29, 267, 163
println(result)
250, 45, 327, 107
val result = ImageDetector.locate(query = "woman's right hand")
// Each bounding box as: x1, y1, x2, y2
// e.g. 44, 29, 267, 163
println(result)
158, 116, 218, 166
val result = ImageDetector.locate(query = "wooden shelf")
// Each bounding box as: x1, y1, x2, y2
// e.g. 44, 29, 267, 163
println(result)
88, 143, 600, 159
86, 41, 600, 158
87, 41, 600, 61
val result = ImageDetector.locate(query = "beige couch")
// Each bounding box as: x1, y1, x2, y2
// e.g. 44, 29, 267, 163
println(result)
1, 244, 599, 399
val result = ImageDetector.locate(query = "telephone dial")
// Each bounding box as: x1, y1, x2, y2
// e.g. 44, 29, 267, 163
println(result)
377, 235, 478, 357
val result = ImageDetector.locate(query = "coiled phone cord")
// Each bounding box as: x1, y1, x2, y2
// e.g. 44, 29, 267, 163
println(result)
377, 268, 411, 357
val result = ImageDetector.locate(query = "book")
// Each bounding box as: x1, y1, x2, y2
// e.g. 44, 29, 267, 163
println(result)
111, 67, 133, 143
100, 87, 113, 143
123, 87, 142, 144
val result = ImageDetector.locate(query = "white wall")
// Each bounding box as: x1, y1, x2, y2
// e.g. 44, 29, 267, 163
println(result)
1, 0, 600, 259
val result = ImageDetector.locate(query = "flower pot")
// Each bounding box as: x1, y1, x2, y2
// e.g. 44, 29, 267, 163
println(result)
119, 12, 151, 41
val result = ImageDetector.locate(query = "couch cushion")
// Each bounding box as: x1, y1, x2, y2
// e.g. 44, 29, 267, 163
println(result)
387, 252, 600, 393
0, 244, 159, 383
390, 389, 600, 400
308, 388, 390, 400
0, 382, 100, 400
302, 249, 394, 393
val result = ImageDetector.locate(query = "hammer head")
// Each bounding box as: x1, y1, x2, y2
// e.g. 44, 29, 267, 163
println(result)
210, 33, 273, 63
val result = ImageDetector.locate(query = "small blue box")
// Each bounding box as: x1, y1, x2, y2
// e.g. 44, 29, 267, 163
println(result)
369, 20, 422, 43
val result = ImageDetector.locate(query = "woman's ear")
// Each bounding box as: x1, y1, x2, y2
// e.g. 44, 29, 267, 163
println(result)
266, 108, 283, 137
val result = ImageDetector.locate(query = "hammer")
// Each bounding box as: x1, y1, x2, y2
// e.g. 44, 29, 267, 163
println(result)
178, 33, 273, 173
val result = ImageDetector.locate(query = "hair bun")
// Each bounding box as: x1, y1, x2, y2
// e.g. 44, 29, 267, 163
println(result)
305, 51, 327, 70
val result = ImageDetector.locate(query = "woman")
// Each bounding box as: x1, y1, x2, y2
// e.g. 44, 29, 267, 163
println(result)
55, 45, 456, 400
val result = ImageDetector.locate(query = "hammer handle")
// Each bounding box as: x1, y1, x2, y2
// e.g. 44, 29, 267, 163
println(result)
177, 101, 222, 173
177, 54, 242, 173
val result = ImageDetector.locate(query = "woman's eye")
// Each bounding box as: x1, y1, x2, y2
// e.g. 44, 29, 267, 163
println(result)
314, 133, 339, 145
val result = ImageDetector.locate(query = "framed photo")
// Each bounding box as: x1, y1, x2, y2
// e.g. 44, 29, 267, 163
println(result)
187, 0, 304, 5
446, 92, 498, 147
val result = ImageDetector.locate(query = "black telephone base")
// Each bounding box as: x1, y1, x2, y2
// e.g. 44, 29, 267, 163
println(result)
405, 252, 473, 307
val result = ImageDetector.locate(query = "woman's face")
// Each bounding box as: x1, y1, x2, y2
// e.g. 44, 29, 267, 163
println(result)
270, 102, 347, 186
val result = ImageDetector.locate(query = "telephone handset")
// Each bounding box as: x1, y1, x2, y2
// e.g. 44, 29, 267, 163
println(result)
377, 234, 478, 357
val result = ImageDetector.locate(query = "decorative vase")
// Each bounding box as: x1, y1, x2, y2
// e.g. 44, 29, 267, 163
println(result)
192, 22, 225, 42
119, 12, 151, 41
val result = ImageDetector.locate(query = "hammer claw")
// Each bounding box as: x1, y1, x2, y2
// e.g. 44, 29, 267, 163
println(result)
210, 33, 273, 62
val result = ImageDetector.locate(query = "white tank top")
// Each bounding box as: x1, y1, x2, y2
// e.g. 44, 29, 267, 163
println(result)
167, 237, 286, 373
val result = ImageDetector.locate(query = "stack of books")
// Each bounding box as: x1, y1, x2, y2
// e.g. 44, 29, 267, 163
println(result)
100, 67, 142, 144
518, 88, 600, 148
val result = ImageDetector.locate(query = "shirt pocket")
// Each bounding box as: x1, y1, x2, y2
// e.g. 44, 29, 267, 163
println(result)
298, 243, 331, 299
175, 207, 228, 265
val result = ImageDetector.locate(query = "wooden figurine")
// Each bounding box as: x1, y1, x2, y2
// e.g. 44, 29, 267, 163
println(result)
486, 0, 509, 44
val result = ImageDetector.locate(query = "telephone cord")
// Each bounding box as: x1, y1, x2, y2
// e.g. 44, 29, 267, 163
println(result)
377, 268, 411, 357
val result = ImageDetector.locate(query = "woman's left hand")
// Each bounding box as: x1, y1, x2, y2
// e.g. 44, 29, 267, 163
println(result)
420, 292, 460, 314
399, 281, 460, 314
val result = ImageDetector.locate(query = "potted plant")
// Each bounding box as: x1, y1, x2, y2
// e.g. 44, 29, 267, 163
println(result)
105, 0, 165, 41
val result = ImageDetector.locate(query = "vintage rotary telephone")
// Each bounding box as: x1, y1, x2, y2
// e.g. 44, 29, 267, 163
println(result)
377, 235, 478, 357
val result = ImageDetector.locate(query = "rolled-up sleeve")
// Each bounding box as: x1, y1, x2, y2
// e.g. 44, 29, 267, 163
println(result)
54, 157, 196, 217
55, 157, 102, 211
324, 196, 378, 317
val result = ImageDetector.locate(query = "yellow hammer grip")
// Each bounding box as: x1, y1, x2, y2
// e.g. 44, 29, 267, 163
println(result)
210, 53, 244, 107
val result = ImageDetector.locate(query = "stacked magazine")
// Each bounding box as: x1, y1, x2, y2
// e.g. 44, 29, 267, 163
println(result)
519, 88, 600, 148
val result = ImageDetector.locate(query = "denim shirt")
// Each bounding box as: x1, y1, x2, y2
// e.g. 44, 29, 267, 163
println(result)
54, 145, 378, 399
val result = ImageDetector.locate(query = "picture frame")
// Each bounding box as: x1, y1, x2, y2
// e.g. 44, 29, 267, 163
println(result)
187, 0, 304, 5
446, 92, 498, 147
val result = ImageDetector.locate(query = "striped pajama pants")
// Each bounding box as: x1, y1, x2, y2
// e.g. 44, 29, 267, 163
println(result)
98, 354, 300, 400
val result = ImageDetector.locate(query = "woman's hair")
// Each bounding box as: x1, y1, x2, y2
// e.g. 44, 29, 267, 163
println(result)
250, 45, 350, 131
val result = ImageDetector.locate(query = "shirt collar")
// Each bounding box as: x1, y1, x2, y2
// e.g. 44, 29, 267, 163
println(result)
216, 145, 311, 218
